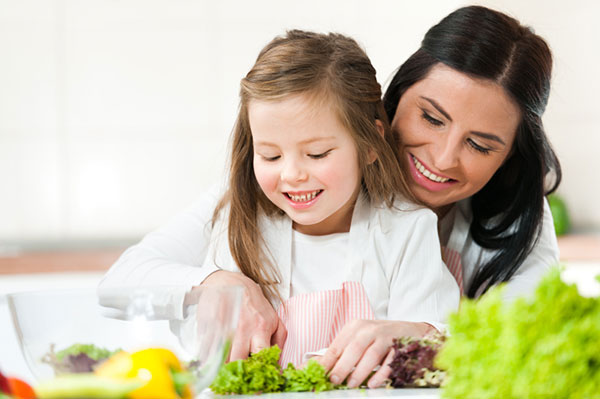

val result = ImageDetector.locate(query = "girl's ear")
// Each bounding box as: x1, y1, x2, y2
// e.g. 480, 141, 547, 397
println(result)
367, 119, 385, 164
375, 119, 385, 138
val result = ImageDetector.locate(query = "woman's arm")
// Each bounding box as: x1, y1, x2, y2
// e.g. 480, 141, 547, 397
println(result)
97, 188, 222, 319
97, 186, 286, 357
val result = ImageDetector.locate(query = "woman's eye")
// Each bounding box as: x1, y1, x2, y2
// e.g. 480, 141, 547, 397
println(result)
308, 150, 332, 159
467, 138, 491, 155
421, 111, 444, 127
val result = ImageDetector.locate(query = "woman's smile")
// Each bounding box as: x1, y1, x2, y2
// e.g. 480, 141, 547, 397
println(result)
407, 153, 457, 192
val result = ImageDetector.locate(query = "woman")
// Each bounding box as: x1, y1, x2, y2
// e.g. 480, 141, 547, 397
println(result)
98, 4, 560, 389
319, 5, 560, 388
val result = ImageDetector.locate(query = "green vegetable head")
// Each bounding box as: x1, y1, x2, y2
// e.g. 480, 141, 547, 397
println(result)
437, 268, 600, 399
547, 194, 570, 236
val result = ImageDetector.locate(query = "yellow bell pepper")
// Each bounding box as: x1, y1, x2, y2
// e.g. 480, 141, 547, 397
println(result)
95, 348, 192, 399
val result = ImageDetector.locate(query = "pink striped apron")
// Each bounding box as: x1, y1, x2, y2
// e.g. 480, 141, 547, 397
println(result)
276, 281, 375, 367
442, 246, 464, 295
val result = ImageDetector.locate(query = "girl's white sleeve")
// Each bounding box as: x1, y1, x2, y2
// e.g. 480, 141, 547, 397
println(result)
386, 209, 460, 332
501, 197, 560, 301
97, 187, 222, 319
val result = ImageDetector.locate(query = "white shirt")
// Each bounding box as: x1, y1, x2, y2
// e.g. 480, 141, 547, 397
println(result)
440, 197, 560, 300
290, 230, 349, 297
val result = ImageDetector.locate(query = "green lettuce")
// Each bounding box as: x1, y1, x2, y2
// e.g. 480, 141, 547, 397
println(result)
209, 346, 285, 394
282, 359, 334, 392
209, 346, 337, 394
436, 268, 600, 399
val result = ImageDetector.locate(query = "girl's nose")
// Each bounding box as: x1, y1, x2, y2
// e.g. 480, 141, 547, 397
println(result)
432, 131, 461, 171
280, 159, 308, 183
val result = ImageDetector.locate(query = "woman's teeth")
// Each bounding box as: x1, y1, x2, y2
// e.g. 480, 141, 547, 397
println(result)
288, 190, 320, 202
412, 156, 450, 183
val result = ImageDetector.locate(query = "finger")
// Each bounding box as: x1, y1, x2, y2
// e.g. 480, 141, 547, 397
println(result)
271, 318, 288, 349
328, 336, 373, 385
249, 332, 271, 354
368, 348, 395, 389
319, 324, 357, 371
229, 328, 251, 361
346, 340, 389, 388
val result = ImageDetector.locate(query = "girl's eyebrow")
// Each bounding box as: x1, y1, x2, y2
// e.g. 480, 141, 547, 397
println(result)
254, 137, 336, 147
420, 96, 506, 146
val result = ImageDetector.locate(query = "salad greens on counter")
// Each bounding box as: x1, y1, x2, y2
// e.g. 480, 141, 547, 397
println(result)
210, 346, 335, 394
388, 334, 446, 388
436, 269, 600, 399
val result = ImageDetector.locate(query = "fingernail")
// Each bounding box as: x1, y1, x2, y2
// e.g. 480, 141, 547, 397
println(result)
347, 378, 357, 388
330, 375, 341, 384
369, 379, 380, 388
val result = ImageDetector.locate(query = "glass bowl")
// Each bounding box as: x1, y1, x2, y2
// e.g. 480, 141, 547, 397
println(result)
7, 285, 242, 394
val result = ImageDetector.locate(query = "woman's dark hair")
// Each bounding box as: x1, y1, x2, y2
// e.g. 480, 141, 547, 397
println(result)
383, 5, 562, 298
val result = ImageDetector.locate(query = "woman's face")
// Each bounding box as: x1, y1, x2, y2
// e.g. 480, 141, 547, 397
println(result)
391, 63, 521, 216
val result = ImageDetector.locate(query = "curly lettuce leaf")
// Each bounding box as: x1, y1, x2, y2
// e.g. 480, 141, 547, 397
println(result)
436, 268, 600, 399
388, 333, 446, 388
282, 359, 334, 392
209, 346, 285, 394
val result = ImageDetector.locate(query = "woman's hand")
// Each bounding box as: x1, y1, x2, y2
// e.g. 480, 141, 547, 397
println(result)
318, 319, 434, 389
200, 270, 287, 361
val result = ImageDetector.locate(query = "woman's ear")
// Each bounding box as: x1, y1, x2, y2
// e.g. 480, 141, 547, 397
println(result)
367, 119, 385, 164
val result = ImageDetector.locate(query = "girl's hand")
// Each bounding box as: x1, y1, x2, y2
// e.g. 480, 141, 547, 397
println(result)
319, 319, 434, 389
200, 270, 287, 361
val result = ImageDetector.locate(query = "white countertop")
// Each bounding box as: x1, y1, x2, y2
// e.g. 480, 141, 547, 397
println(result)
197, 388, 440, 398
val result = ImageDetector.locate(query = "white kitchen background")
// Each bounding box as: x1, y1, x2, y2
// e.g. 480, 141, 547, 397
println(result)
1, 0, 599, 250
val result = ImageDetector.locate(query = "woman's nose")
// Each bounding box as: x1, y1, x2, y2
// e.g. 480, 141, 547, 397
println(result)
432, 132, 461, 171
280, 158, 308, 183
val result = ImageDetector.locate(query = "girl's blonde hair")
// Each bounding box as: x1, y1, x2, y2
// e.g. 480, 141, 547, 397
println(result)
214, 30, 413, 302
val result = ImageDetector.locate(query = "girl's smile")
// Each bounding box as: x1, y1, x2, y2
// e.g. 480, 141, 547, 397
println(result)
284, 190, 323, 208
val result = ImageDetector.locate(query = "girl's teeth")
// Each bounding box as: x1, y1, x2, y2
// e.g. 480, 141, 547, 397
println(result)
289, 190, 320, 202
412, 156, 450, 183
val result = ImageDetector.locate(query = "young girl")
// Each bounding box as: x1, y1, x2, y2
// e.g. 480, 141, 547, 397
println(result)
99, 30, 459, 368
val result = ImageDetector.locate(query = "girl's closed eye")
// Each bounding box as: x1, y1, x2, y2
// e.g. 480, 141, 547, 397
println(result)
308, 149, 333, 159
261, 154, 281, 162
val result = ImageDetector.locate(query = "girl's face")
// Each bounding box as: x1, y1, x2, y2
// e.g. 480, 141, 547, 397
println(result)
249, 93, 362, 236
391, 64, 521, 217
